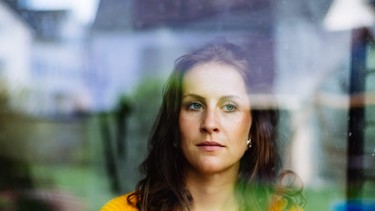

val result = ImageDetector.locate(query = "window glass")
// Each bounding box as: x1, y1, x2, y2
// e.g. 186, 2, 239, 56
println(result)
0, 0, 374, 210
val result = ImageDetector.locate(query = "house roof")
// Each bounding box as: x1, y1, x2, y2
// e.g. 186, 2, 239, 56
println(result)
1, 0, 34, 33
92, 0, 132, 31
92, 0, 270, 31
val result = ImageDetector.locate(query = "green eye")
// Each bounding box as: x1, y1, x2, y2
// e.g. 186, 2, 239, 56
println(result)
188, 102, 203, 110
223, 103, 236, 111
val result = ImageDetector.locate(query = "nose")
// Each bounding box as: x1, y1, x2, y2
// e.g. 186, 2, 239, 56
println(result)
200, 109, 220, 133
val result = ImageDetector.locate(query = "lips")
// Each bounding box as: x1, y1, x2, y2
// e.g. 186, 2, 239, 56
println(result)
196, 141, 224, 152
196, 141, 224, 147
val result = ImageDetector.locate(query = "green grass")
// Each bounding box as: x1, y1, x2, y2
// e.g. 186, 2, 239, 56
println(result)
31, 164, 116, 211
303, 187, 344, 211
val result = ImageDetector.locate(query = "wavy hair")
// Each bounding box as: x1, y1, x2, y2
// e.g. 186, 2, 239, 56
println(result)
129, 40, 305, 210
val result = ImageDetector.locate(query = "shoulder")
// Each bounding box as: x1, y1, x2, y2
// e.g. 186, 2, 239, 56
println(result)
100, 192, 138, 211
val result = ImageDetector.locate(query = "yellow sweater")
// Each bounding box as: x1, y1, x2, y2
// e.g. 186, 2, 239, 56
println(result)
101, 192, 302, 211
101, 193, 137, 211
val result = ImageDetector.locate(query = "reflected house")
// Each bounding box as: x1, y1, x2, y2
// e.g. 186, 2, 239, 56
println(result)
3, 0, 93, 117
27, 8, 92, 117
0, 1, 33, 111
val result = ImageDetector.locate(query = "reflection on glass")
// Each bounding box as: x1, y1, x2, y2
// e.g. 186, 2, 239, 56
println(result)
0, 0, 374, 210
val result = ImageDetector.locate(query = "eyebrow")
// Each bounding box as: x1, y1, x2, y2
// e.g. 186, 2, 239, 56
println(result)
182, 94, 205, 101
182, 93, 242, 101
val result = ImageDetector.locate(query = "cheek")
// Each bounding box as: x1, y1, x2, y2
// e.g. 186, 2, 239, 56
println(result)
227, 113, 251, 134
178, 112, 198, 139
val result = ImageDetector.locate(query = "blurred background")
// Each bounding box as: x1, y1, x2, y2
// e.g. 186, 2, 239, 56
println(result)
0, 0, 374, 210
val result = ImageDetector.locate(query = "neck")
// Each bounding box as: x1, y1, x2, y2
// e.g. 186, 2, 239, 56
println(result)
184, 167, 239, 211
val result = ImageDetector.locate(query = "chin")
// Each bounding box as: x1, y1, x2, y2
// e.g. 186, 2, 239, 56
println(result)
195, 163, 229, 175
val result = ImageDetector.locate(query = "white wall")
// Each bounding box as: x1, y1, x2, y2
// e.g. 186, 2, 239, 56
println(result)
0, 2, 33, 110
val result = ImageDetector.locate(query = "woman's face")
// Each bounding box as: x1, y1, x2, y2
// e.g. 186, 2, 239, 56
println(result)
179, 61, 252, 175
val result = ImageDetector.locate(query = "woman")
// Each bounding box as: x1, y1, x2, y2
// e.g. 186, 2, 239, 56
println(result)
102, 40, 305, 211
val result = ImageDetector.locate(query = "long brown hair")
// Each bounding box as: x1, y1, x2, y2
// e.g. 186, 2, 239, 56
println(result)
129, 40, 304, 210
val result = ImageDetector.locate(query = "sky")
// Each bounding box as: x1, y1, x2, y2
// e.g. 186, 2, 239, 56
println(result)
23, 0, 99, 24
